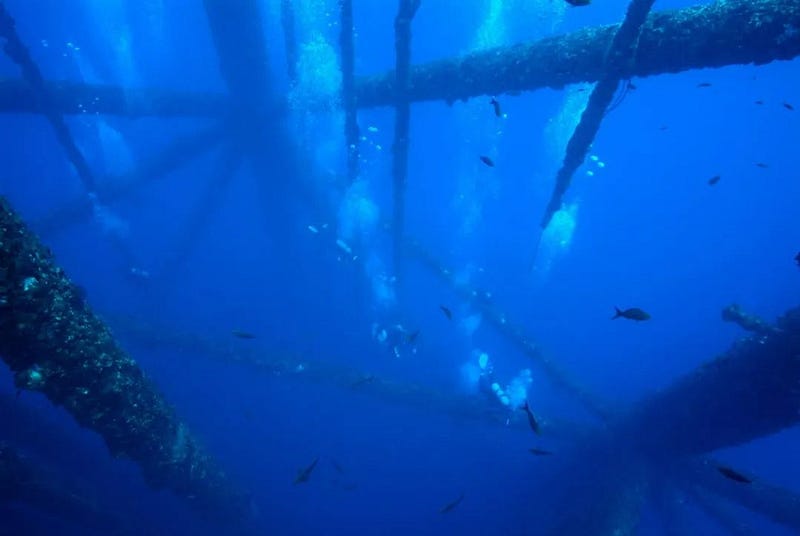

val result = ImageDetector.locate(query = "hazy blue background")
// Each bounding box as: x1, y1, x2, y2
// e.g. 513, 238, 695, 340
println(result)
1, 0, 798, 534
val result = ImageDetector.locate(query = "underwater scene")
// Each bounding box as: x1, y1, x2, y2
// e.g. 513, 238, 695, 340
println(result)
1, 0, 799, 534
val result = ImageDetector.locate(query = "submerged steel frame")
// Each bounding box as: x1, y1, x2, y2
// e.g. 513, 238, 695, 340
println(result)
1, 0, 799, 533
0, 198, 250, 524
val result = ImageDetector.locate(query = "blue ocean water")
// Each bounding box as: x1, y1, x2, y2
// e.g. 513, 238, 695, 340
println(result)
1, 0, 799, 534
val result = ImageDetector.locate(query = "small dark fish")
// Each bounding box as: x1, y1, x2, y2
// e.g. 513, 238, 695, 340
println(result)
755, 100, 764, 105
612, 307, 651, 321
755, 162, 769, 169
708, 175, 721, 186
717, 465, 751, 484
232, 330, 257, 339
794, 252, 800, 266
565, 0, 590, 6
528, 448, 553, 456
294, 456, 319, 484
697, 82, 712, 88
658, 125, 669, 131
783, 102, 794, 111
520, 401, 540, 434
439, 305, 453, 320
350, 374, 376, 389
479, 155, 495, 167
489, 97, 502, 117
407, 329, 420, 344
439, 492, 465, 514
577, 87, 587, 92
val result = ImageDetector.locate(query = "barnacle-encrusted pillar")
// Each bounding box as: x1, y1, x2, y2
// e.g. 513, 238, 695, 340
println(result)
355, 0, 800, 108
0, 197, 248, 521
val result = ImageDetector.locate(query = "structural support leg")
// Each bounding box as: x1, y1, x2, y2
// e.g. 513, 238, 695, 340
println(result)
0, 4, 96, 192
154, 143, 243, 295
391, 0, 421, 284
540, 0, 655, 230
339, 0, 360, 183
281, 0, 298, 85
34, 122, 228, 236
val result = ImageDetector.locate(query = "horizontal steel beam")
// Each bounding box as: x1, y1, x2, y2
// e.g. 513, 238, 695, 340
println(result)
0, 79, 228, 117
355, 0, 800, 107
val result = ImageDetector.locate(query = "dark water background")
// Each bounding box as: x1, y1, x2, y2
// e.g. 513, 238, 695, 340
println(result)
1, 0, 799, 534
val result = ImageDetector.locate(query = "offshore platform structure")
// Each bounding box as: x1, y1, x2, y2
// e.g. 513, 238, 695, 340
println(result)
1, 0, 799, 533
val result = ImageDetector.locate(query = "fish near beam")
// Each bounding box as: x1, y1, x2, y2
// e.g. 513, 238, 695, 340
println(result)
0, 197, 250, 523
517, 304, 800, 535
618, 306, 800, 459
